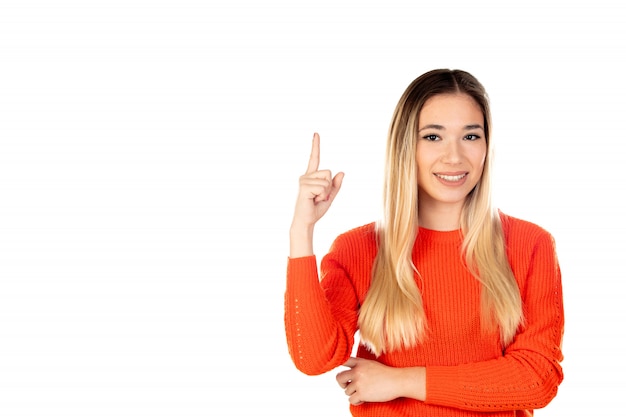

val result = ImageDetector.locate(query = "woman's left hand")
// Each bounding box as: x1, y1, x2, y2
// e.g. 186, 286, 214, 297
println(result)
336, 357, 426, 405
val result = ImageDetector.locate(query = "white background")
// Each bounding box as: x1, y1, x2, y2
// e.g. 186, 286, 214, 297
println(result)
1, 1, 624, 416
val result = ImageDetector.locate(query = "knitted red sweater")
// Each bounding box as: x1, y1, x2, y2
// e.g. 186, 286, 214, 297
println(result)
285, 214, 564, 416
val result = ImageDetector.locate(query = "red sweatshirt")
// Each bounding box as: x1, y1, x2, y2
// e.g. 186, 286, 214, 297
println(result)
285, 214, 564, 416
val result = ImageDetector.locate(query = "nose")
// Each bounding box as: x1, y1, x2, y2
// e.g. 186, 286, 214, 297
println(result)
442, 139, 462, 164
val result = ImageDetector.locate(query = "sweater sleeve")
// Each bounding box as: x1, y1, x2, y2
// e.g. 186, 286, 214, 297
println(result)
284, 253, 359, 375
425, 231, 565, 411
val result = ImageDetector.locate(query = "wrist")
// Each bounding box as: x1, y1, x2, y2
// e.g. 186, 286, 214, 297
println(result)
398, 366, 426, 401
289, 222, 315, 258
289, 220, 314, 237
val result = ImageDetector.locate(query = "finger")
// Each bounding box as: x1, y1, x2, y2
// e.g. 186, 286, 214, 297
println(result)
313, 171, 344, 204
301, 169, 332, 183
349, 396, 364, 406
300, 173, 332, 191
300, 171, 333, 203
305, 133, 320, 174
336, 369, 352, 388
347, 388, 364, 406
342, 356, 359, 368
328, 172, 345, 200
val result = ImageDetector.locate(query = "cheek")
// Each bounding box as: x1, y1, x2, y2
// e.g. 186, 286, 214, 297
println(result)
472, 146, 487, 168
415, 147, 436, 170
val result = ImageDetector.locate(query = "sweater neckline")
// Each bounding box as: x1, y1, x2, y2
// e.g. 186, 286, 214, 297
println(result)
417, 226, 463, 244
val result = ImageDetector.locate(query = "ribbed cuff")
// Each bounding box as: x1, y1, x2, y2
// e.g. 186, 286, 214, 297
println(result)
425, 366, 463, 408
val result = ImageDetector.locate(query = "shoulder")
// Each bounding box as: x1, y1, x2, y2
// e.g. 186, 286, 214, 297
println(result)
498, 212, 558, 272
498, 212, 560, 291
330, 222, 378, 254
321, 223, 378, 270
320, 223, 378, 286
499, 212, 554, 245
320, 223, 378, 299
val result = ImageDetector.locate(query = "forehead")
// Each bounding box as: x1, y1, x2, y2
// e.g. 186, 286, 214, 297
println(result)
419, 93, 483, 125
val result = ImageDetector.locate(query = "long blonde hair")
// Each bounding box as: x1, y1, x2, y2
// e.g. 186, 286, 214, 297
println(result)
358, 69, 523, 356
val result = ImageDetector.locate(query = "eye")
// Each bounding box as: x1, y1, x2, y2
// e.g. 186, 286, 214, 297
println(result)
422, 134, 439, 141
464, 134, 481, 141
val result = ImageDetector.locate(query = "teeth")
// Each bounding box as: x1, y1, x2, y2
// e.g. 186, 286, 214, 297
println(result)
436, 173, 466, 181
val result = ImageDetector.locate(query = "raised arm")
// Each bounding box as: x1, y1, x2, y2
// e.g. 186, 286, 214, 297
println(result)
289, 133, 344, 258
285, 133, 353, 375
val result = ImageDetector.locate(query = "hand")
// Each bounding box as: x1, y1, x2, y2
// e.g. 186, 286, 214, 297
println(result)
293, 133, 344, 226
289, 133, 344, 257
336, 357, 426, 405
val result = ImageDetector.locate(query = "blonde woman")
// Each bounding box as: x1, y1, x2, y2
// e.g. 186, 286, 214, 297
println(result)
285, 69, 564, 416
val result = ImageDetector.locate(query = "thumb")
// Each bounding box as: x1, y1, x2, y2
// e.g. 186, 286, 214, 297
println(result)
327, 172, 344, 202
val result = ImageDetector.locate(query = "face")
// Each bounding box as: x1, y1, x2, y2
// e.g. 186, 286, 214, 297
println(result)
416, 93, 487, 215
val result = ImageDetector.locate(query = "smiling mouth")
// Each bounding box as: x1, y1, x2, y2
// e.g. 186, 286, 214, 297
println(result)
435, 173, 467, 181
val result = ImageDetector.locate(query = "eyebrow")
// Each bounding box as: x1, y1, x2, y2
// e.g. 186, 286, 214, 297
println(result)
418, 123, 484, 132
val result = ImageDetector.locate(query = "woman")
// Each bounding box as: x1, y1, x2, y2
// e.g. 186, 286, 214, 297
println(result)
285, 69, 564, 416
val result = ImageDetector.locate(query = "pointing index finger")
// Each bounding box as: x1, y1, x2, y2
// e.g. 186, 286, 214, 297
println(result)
306, 133, 320, 174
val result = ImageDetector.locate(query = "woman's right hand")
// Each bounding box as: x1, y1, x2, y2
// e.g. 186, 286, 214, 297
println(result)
289, 133, 344, 258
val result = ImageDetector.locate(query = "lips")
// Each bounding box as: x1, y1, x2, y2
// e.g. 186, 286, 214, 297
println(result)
435, 173, 468, 182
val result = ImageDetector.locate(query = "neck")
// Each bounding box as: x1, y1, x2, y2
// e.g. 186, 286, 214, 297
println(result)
418, 201, 463, 231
